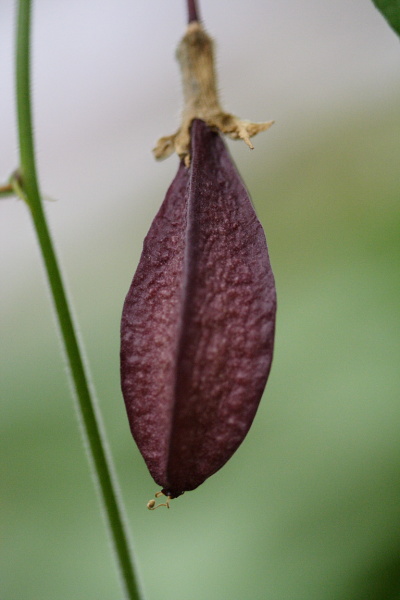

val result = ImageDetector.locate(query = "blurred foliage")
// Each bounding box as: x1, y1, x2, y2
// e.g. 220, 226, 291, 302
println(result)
2, 91, 400, 600
372, 0, 400, 35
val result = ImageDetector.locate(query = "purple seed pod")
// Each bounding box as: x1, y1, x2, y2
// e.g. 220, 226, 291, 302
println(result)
120, 119, 276, 500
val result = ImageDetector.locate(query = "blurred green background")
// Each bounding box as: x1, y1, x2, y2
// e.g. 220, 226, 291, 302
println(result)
1, 1, 399, 599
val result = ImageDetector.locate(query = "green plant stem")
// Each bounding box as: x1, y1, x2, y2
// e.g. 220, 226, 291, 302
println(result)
15, 2, 143, 599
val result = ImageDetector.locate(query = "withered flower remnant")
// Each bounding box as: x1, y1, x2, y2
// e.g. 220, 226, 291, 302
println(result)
153, 21, 274, 166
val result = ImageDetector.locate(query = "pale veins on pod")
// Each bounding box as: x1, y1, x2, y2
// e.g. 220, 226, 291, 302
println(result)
153, 21, 274, 166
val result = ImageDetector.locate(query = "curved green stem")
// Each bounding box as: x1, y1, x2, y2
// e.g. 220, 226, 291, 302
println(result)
15, 2, 143, 599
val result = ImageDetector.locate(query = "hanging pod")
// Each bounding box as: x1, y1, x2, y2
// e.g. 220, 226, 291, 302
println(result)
120, 119, 276, 501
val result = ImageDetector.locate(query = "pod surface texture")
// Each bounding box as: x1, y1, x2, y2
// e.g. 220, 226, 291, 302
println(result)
121, 119, 276, 498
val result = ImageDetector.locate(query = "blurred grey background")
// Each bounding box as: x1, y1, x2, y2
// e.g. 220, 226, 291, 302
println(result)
1, 1, 400, 599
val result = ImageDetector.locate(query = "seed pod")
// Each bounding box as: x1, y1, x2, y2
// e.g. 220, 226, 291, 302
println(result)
120, 119, 276, 499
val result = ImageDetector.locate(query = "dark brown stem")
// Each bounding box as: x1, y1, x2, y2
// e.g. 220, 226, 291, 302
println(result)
187, 0, 200, 23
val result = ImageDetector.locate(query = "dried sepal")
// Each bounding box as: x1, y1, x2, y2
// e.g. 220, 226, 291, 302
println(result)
153, 21, 274, 165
